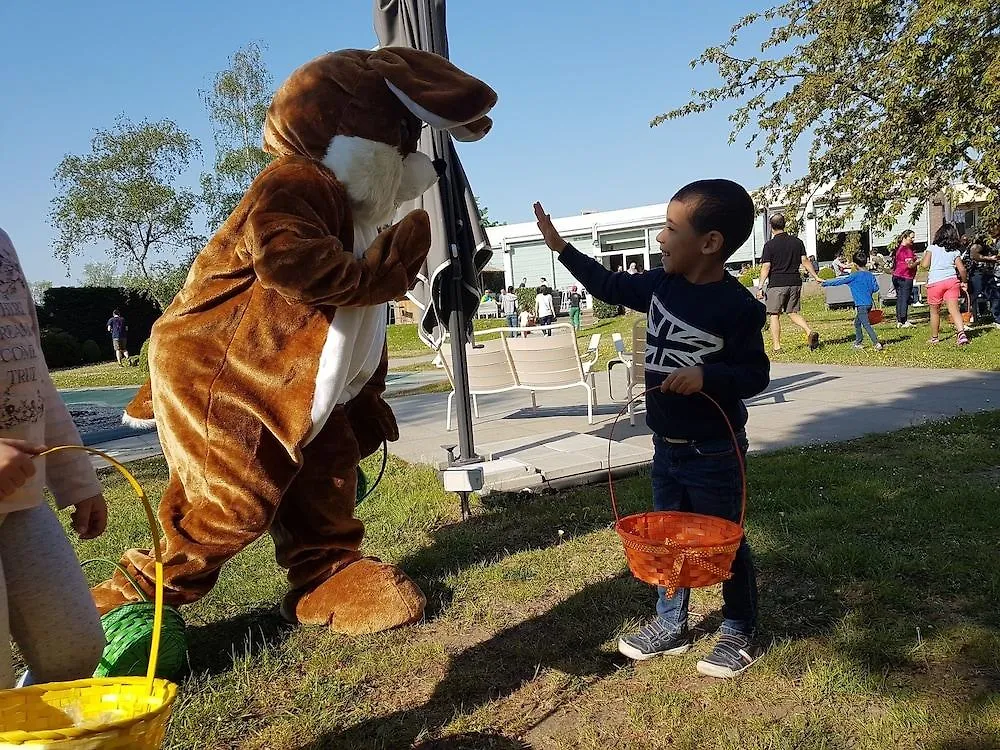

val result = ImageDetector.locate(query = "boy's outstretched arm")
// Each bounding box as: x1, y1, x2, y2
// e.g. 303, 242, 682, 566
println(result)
533, 202, 657, 312
821, 272, 856, 287
700, 301, 770, 400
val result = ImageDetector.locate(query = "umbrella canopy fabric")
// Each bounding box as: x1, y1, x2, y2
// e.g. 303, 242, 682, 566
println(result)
375, 0, 493, 348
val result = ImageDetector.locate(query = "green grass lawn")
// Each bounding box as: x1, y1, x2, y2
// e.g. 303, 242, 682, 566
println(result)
50, 295, 997, 392
65, 413, 999, 749
50, 361, 148, 389
768, 292, 1000, 370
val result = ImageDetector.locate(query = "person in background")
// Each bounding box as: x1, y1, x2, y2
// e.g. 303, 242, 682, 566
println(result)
567, 285, 583, 330
821, 251, 883, 350
969, 236, 999, 326
891, 230, 919, 327
518, 307, 534, 337
107, 309, 129, 365
534, 285, 556, 336
831, 252, 851, 276
481, 289, 495, 303
500, 286, 519, 335
627, 262, 640, 275
869, 249, 890, 273
519, 277, 527, 289
758, 214, 823, 353
921, 223, 969, 346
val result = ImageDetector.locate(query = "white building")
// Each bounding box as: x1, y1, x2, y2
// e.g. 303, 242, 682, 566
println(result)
485, 184, 990, 292
486, 203, 769, 292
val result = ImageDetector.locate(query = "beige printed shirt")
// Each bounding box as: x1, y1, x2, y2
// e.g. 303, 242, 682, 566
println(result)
0, 228, 101, 512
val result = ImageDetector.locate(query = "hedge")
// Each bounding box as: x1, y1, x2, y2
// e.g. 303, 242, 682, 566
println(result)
138, 339, 151, 373
39, 328, 83, 369
592, 299, 622, 319
818, 267, 836, 280
81, 339, 102, 364
738, 265, 760, 287
37, 287, 160, 361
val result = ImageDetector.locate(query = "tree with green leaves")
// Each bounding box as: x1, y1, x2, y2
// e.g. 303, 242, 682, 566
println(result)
200, 42, 275, 229
82, 255, 196, 308
656, 0, 1000, 230
475, 196, 505, 227
28, 280, 52, 306
50, 117, 202, 310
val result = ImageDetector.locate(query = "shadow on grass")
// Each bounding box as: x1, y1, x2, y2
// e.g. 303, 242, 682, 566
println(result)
412, 733, 533, 750
309, 406, 1000, 748
300, 575, 649, 749
183, 606, 291, 677
402, 485, 646, 619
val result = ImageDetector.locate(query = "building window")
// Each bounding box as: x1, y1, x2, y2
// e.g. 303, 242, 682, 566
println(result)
598, 228, 645, 254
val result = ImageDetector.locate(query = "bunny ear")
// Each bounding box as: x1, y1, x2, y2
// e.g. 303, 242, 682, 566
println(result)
370, 47, 496, 132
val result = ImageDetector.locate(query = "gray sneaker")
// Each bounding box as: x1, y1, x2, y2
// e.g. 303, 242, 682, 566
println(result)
618, 618, 690, 661
696, 632, 763, 678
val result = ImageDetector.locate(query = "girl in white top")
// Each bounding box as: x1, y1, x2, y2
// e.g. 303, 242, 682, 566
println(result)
920, 223, 969, 345
0, 228, 107, 687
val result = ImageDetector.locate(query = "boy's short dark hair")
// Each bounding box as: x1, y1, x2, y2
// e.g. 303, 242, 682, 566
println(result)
507, 286, 514, 293
113, 309, 121, 316
852, 251, 869, 267
769, 214, 787, 231
671, 179, 755, 259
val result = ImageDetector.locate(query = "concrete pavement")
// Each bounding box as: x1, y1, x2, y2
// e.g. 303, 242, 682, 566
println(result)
84, 363, 1000, 492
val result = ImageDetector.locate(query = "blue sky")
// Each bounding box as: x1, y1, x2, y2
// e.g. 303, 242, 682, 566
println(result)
1, 0, 771, 284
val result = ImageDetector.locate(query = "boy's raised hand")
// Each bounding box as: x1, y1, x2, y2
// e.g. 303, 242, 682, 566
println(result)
533, 202, 567, 254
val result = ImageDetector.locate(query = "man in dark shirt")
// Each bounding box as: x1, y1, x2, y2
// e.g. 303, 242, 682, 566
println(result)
758, 214, 823, 352
106, 309, 129, 365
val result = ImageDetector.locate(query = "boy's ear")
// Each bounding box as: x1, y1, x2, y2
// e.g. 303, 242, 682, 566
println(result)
701, 231, 725, 256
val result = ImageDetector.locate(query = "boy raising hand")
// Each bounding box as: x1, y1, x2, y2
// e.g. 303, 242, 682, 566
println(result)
533, 183, 770, 679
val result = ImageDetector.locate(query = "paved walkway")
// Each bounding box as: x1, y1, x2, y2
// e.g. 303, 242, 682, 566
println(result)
85, 364, 1000, 491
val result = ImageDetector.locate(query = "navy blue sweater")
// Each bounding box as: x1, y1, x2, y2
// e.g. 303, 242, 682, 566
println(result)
559, 244, 770, 440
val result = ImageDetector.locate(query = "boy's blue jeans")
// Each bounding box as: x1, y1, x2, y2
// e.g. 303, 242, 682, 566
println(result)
854, 305, 879, 345
651, 433, 757, 637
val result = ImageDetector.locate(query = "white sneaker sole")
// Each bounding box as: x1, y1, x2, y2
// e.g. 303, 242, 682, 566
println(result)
696, 651, 758, 679
617, 638, 690, 661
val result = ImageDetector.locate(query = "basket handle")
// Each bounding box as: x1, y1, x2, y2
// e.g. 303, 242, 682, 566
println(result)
80, 557, 150, 603
607, 388, 748, 528
35, 446, 164, 693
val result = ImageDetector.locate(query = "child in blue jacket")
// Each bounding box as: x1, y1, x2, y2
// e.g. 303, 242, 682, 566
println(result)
822, 252, 883, 350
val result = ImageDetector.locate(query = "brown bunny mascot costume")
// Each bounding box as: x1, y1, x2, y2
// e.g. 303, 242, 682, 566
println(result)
91, 48, 496, 634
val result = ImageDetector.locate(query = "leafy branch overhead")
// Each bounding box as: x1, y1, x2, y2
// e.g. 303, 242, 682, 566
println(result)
655, 0, 1000, 230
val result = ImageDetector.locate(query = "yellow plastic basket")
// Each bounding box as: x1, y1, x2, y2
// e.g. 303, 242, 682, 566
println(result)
0, 446, 177, 749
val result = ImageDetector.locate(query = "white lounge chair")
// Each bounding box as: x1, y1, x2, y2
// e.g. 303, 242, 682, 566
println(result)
440, 325, 600, 430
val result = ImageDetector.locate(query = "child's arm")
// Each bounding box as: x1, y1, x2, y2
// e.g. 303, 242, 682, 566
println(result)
28, 294, 105, 520
700, 300, 770, 400
821, 272, 856, 287
955, 256, 969, 285
533, 202, 658, 312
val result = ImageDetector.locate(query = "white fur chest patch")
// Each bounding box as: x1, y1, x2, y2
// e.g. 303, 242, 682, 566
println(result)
305, 222, 388, 445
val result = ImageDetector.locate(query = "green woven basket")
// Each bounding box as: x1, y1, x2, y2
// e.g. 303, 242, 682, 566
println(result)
83, 559, 187, 681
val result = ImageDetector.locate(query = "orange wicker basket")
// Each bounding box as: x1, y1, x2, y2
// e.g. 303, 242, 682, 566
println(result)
609, 390, 746, 596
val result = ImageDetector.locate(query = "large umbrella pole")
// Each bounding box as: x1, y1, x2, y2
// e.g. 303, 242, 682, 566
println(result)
433, 148, 480, 468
